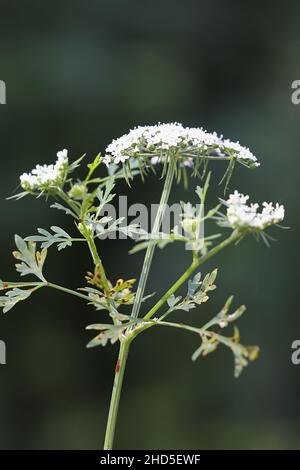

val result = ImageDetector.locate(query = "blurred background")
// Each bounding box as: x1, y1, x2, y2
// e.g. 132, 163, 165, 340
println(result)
0, 0, 299, 450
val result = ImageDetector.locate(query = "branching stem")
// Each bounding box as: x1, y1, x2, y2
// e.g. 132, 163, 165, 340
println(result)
143, 230, 240, 321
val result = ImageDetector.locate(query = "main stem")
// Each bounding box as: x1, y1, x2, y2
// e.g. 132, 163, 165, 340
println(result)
130, 162, 175, 320
103, 339, 131, 450
103, 161, 175, 450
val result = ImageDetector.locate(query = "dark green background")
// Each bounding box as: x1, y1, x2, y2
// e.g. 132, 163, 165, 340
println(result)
0, 0, 299, 449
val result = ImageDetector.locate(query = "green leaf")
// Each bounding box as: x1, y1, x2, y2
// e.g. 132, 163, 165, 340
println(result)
203, 297, 247, 330
86, 321, 137, 348
227, 304, 246, 323
195, 171, 211, 207
25, 226, 73, 251
95, 179, 116, 219
51, 202, 78, 218
86, 154, 102, 181
94, 217, 128, 238
118, 225, 148, 239
192, 334, 219, 361
13, 235, 47, 282
230, 329, 260, 378
68, 154, 86, 173
191, 328, 259, 378
129, 237, 174, 254
7, 191, 30, 201
201, 269, 218, 293
79, 287, 108, 311
160, 269, 219, 321
167, 294, 182, 308
188, 272, 202, 297
0, 288, 32, 313
186, 269, 217, 305
219, 157, 236, 194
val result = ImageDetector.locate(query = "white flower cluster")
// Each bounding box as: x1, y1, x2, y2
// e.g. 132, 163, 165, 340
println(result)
104, 122, 259, 168
20, 149, 69, 192
225, 190, 285, 231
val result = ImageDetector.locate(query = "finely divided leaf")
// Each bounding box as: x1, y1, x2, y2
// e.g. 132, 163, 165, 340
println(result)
0, 288, 32, 313
192, 326, 259, 378
25, 226, 72, 251
167, 294, 182, 308
85, 321, 137, 348
13, 235, 47, 282
192, 335, 219, 361
51, 202, 78, 218
188, 272, 202, 297
95, 179, 116, 219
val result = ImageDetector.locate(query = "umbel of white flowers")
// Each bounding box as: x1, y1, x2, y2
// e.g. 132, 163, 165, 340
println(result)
104, 122, 260, 169
20, 149, 69, 192
224, 191, 285, 231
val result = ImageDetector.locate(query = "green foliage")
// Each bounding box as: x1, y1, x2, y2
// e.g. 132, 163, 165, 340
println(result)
129, 179, 221, 256
0, 235, 49, 312
0, 287, 32, 313
25, 226, 73, 251
190, 296, 259, 378
219, 157, 236, 195
86, 321, 139, 348
162, 269, 217, 317
85, 154, 102, 182
13, 235, 47, 282
148, 268, 259, 378
51, 202, 78, 218
95, 179, 116, 219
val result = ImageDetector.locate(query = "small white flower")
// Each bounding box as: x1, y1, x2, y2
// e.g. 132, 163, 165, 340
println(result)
56, 149, 68, 160
150, 156, 159, 165
20, 149, 69, 192
105, 123, 259, 169
224, 190, 285, 231
102, 155, 112, 167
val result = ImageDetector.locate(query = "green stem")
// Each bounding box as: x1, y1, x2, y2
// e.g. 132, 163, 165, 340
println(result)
46, 282, 94, 303
150, 321, 239, 349
103, 339, 131, 450
182, 155, 232, 161
131, 162, 175, 320
58, 186, 109, 295
143, 231, 240, 321
152, 319, 205, 335
1, 280, 101, 305
0, 281, 44, 290
81, 223, 111, 296
103, 161, 175, 450
144, 319, 238, 351
144, 261, 198, 321
60, 183, 110, 296
58, 190, 81, 218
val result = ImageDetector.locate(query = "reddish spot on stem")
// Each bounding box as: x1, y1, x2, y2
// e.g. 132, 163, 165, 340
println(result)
115, 359, 121, 374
